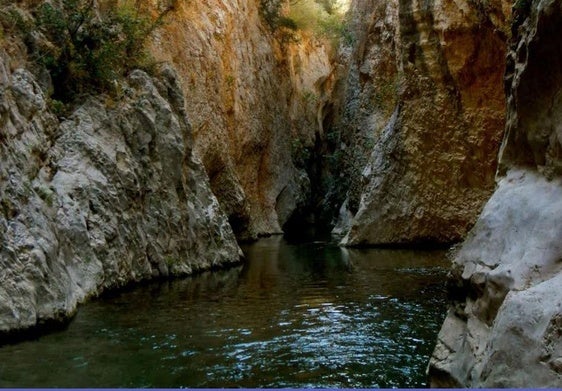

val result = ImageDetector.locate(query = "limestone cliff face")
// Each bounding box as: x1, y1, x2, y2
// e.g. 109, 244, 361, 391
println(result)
0, 49, 241, 332
0, 0, 333, 334
429, 0, 562, 386
333, 0, 510, 245
147, 0, 334, 240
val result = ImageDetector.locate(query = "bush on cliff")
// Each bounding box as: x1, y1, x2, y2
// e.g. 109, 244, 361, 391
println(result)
260, 0, 350, 44
32, 0, 165, 102
6, 0, 170, 103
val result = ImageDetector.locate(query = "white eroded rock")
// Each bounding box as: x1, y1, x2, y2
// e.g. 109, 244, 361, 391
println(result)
0, 58, 241, 333
429, 170, 562, 387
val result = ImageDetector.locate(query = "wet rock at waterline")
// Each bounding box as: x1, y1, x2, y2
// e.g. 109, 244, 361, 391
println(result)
333, 0, 510, 246
430, 171, 562, 387
0, 56, 241, 333
429, 0, 562, 386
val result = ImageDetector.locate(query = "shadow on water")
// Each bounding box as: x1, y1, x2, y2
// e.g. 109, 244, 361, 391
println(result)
0, 236, 449, 388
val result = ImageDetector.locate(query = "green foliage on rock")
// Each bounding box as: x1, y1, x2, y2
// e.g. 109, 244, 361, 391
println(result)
47, 98, 69, 118
1, 0, 168, 103
31, 0, 164, 102
34, 184, 54, 207
260, 0, 350, 45
277, 16, 299, 31
0, 6, 33, 38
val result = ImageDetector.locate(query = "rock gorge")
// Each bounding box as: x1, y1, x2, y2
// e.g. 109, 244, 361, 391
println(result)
0, 0, 561, 387
0, 0, 331, 333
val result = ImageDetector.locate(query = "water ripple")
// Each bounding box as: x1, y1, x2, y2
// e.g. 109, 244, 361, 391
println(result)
0, 238, 448, 388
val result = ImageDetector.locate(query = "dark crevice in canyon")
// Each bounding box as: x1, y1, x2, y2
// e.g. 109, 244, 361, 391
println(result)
282, 97, 342, 238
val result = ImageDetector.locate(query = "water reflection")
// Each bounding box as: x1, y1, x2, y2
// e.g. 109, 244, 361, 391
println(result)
0, 236, 449, 388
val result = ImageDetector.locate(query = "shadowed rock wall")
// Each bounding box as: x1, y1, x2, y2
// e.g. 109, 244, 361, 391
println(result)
429, 0, 562, 386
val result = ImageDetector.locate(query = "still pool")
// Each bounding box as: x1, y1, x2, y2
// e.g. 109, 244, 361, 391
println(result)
0, 236, 450, 388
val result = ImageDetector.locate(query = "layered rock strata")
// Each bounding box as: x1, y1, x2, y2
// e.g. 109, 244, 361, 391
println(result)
333, 0, 510, 245
429, 0, 562, 386
0, 51, 241, 333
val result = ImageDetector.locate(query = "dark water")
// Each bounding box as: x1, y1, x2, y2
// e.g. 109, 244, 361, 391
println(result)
0, 236, 449, 388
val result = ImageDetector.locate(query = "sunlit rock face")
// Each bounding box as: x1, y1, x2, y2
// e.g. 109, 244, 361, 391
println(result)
429, 0, 562, 386
148, 0, 335, 240
0, 51, 241, 333
332, 0, 511, 246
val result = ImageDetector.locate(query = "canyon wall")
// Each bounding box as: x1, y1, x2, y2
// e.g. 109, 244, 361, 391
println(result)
332, 0, 511, 245
148, 0, 334, 240
0, 0, 336, 333
0, 41, 241, 333
429, 0, 562, 386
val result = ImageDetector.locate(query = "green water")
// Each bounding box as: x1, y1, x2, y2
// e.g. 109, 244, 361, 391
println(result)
0, 236, 449, 388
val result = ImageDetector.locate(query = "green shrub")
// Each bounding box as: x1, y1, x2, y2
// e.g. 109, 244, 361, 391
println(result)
288, 0, 322, 31
30, 0, 166, 103
165, 256, 177, 266
291, 138, 311, 168
260, 0, 350, 45
0, 6, 32, 44
34, 184, 54, 207
277, 16, 298, 30
318, 12, 354, 45
47, 98, 68, 118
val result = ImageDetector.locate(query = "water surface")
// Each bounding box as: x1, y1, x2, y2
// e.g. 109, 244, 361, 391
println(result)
0, 236, 449, 388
